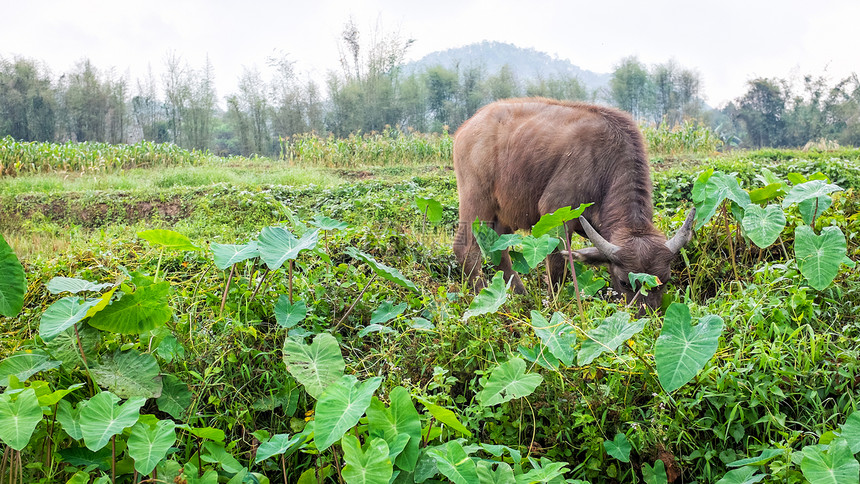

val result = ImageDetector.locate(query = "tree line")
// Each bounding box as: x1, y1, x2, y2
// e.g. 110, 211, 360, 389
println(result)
1, 22, 858, 155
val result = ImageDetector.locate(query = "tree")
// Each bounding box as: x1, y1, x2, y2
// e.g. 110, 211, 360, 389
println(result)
732, 78, 787, 147
609, 56, 652, 120
485, 64, 518, 101
0, 57, 56, 141
59, 59, 111, 142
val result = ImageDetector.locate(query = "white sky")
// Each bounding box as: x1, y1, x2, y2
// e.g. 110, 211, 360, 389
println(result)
2, 0, 858, 107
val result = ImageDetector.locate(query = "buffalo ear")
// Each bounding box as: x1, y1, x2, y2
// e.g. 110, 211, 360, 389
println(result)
563, 247, 612, 265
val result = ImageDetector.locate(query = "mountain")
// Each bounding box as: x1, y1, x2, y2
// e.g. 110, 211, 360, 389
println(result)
404, 41, 611, 93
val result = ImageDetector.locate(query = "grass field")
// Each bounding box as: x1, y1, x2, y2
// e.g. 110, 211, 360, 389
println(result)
1, 141, 859, 483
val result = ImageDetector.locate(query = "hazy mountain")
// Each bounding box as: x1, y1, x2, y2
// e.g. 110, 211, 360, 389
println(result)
405, 41, 611, 92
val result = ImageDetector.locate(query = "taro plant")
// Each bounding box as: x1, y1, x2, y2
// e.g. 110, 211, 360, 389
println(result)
692, 168, 855, 290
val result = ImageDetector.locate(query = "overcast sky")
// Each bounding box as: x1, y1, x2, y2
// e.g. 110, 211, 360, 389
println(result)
2, 0, 858, 107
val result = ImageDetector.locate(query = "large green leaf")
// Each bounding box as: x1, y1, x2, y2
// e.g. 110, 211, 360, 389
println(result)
310, 215, 349, 231
477, 461, 516, 484
415, 197, 443, 224
370, 301, 407, 325
210, 241, 259, 270
367, 386, 421, 472
282, 333, 345, 399
692, 170, 751, 228
137, 229, 201, 251
531, 204, 591, 238
90, 350, 162, 399
127, 419, 177, 475
795, 225, 852, 291
156, 374, 192, 420
254, 433, 306, 464
39, 296, 102, 342
578, 312, 646, 366
274, 296, 307, 328
463, 271, 510, 321
0, 233, 26, 318
79, 392, 146, 451
517, 457, 570, 483
427, 441, 478, 484
46, 277, 114, 295
258, 227, 319, 270
782, 179, 843, 208
0, 350, 61, 387
715, 467, 765, 484
201, 441, 243, 474
604, 433, 631, 463
0, 388, 43, 451
313, 375, 383, 452
642, 459, 668, 484
87, 281, 172, 334
837, 412, 860, 453
345, 247, 419, 293
342, 434, 393, 484
57, 399, 85, 440
476, 357, 543, 406
531, 311, 576, 366
519, 234, 560, 270
655, 303, 724, 393
800, 439, 859, 484
741, 204, 786, 249
727, 449, 783, 467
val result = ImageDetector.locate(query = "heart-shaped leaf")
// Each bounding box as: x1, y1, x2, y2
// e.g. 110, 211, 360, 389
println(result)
370, 301, 407, 325
476, 357, 543, 406
782, 179, 843, 208
715, 467, 765, 484
283, 333, 345, 399
258, 227, 319, 270
255, 433, 306, 464
520, 234, 560, 270
156, 374, 192, 420
79, 392, 146, 451
314, 375, 382, 451
87, 281, 172, 334
310, 215, 348, 231
604, 432, 631, 463
415, 197, 443, 224
692, 170, 751, 228
127, 419, 177, 475
274, 296, 307, 328
90, 350, 162, 399
367, 387, 421, 471
137, 229, 201, 251
463, 271, 510, 321
795, 225, 852, 290
0, 350, 61, 387
578, 312, 646, 366
531, 311, 576, 366
39, 296, 103, 342
655, 303, 724, 393
741, 204, 786, 248
800, 439, 859, 484
427, 441, 478, 484
0, 388, 42, 451
210, 241, 259, 270
342, 434, 393, 484
532, 204, 592, 238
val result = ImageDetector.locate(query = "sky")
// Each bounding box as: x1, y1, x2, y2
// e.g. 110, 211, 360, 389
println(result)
2, 0, 858, 107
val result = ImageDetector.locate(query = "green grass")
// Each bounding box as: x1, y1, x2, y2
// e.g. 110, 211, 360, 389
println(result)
1, 145, 860, 483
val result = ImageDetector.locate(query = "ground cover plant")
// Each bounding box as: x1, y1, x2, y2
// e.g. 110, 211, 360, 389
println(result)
0, 140, 859, 483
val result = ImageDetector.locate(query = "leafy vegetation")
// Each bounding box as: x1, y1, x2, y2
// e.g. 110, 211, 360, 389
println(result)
1, 138, 859, 484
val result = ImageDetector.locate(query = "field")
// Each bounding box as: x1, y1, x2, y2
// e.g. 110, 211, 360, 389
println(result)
1, 134, 860, 484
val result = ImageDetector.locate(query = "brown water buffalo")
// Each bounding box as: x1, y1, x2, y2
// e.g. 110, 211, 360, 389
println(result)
452, 98, 695, 311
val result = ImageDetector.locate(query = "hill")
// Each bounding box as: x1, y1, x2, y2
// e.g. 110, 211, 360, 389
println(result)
405, 41, 610, 92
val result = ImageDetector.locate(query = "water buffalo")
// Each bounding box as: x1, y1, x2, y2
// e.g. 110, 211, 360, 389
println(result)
452, 98, 695, 311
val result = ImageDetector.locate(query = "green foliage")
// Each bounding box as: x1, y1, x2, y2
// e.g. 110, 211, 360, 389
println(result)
0, 233, 26, 317
654, 303, 724, 393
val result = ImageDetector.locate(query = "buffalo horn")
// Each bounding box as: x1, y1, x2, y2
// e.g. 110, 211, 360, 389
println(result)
578, 217, 621, 261
665, 208, 697, 254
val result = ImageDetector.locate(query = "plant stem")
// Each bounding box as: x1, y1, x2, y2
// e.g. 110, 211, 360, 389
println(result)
563, 226, 587, 326
281, 455, 288, 484
722, 201, 739, 281
289, 260, 294, 304
154, 248, 164, 283
220, 264, 235, 316
249, 267, 270, 302
334, 273, 378, 331
111, 435, 116, 484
